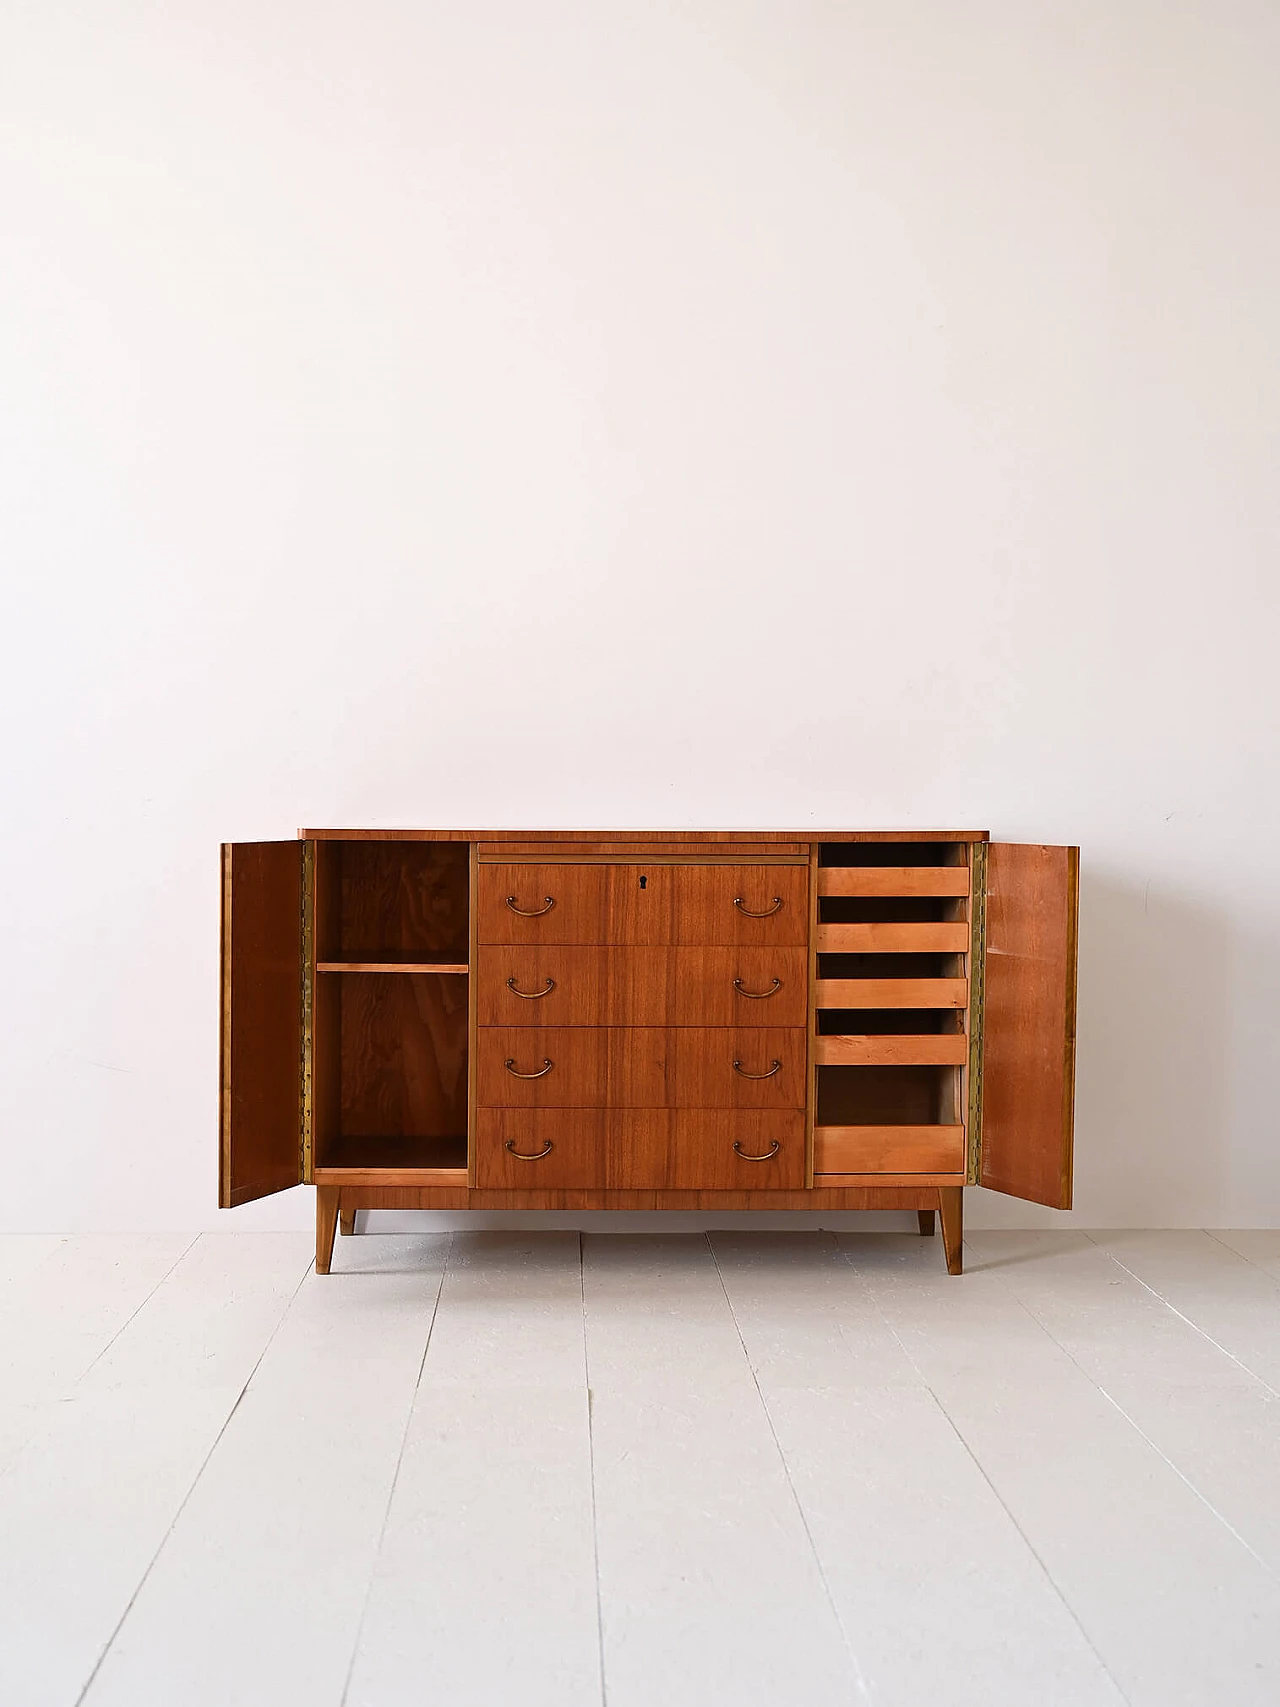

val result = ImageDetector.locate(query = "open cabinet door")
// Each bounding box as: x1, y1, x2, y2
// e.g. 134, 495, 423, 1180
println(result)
980, 843, 1079, 1208
220, 841, 304, 1207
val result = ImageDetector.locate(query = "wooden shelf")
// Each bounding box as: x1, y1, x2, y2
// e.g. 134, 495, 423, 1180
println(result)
317, 961, 469, 974
818, 867, 970, 897
817, 922, 968, 954
816, 1034, 968, 1067
316, 1134, 468, 1172
817, 978, 967, 1009
815, 1125, 965, 1173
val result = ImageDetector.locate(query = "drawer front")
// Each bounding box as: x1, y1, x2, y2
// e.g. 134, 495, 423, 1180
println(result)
477, 862, 808, 946
474, 1109, 805, 1189
671, 864, 808, 945
474, 1109, 606, 1189
476, 1027, 807, 1108
476, 947, 808, 1027
664, 1111, 805, 1189
813, 1125, 965, 1174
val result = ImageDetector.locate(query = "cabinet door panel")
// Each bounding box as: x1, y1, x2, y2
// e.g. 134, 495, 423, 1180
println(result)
220, 842, 304, 1207
980, 843, 1079, 1208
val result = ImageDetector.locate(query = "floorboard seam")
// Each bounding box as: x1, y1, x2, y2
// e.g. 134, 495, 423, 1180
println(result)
76, 1233, 202, 1385
706, 1233, 872, 1706
844, 1240, 1134, 1707
996, 1249, 1280, 1583
1083, 1233, 1280, 1399
337, 1233, 454, 1707
73, 1242, 316, 1707
580, 1233, 608, 1707
1203, 1229, 1280, 1282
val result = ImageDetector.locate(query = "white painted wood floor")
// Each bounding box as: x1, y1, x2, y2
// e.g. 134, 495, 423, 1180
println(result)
2, 1228, 1279, 1706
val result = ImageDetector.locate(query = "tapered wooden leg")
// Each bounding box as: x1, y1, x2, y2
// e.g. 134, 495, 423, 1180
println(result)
316, 1186, 340, 1275
917, 1209, 936, 1237
937, 1187, 963, 1275
339, 1205, 357, 1237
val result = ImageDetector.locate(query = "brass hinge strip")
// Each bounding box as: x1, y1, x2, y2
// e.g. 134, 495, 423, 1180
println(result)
966, 842, 986, 1184
300, 839, 314, 1182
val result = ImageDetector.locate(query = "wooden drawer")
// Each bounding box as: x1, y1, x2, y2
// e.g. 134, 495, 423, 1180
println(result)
474, 1109, 606, 1188
477, 862, 808, 946
813, 1125, 965, 1173
672, 864, 808, 945
476, 947, 808, 1026
474, 1109, 805, 1189
816, 921, 968, 954
818, 867, 969, 898
476, 1026, 806, 1108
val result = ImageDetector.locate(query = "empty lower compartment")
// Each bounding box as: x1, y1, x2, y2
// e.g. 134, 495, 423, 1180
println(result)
313, 971, 468, 1172
813, 1063, 964, 1174
818, 1064, 959, 1125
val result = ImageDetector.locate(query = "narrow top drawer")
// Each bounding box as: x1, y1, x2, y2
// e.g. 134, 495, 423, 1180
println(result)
477, 863, 809, 945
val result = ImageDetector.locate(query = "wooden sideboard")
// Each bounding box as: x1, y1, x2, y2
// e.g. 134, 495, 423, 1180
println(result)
220, 830, 1079, 1274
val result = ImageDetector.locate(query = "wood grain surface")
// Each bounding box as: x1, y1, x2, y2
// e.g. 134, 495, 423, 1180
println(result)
980, 842, 1079, 1208
220, 842, 303, 1207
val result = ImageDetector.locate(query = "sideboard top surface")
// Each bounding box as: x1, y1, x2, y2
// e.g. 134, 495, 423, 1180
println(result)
297, 828, 992, 843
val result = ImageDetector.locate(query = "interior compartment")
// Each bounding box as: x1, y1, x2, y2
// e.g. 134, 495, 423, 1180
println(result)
820, 895, 966, 924
316, 840, 470, 965
816, 1008, 963, 1035
313, 970, 469, 1172
819, 842, 967, 867
818, 952, 965, 979
817, 1064, 960, 1126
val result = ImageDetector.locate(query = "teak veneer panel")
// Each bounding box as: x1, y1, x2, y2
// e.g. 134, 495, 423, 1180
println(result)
815, 978, 968, 1009
816, 922, 969, 954
814, 1125, 965, 1173
815, 1034, 969, 1067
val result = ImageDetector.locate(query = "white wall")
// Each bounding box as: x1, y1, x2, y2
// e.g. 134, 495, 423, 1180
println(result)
2, 1, 1277, 1232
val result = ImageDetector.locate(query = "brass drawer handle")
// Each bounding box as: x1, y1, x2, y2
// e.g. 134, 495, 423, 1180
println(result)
734, 896, 784, 918
733, 1059, 782, 1079
505, 1139, 554, 1160
507, 976, 556, 999
505, 1057, 554, 1079
507, 895, 555, 917
733, 977, 782, 999
733, 1139, 781, 1161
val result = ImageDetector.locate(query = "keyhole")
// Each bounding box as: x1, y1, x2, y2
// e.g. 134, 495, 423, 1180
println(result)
639, 874, 648, 889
